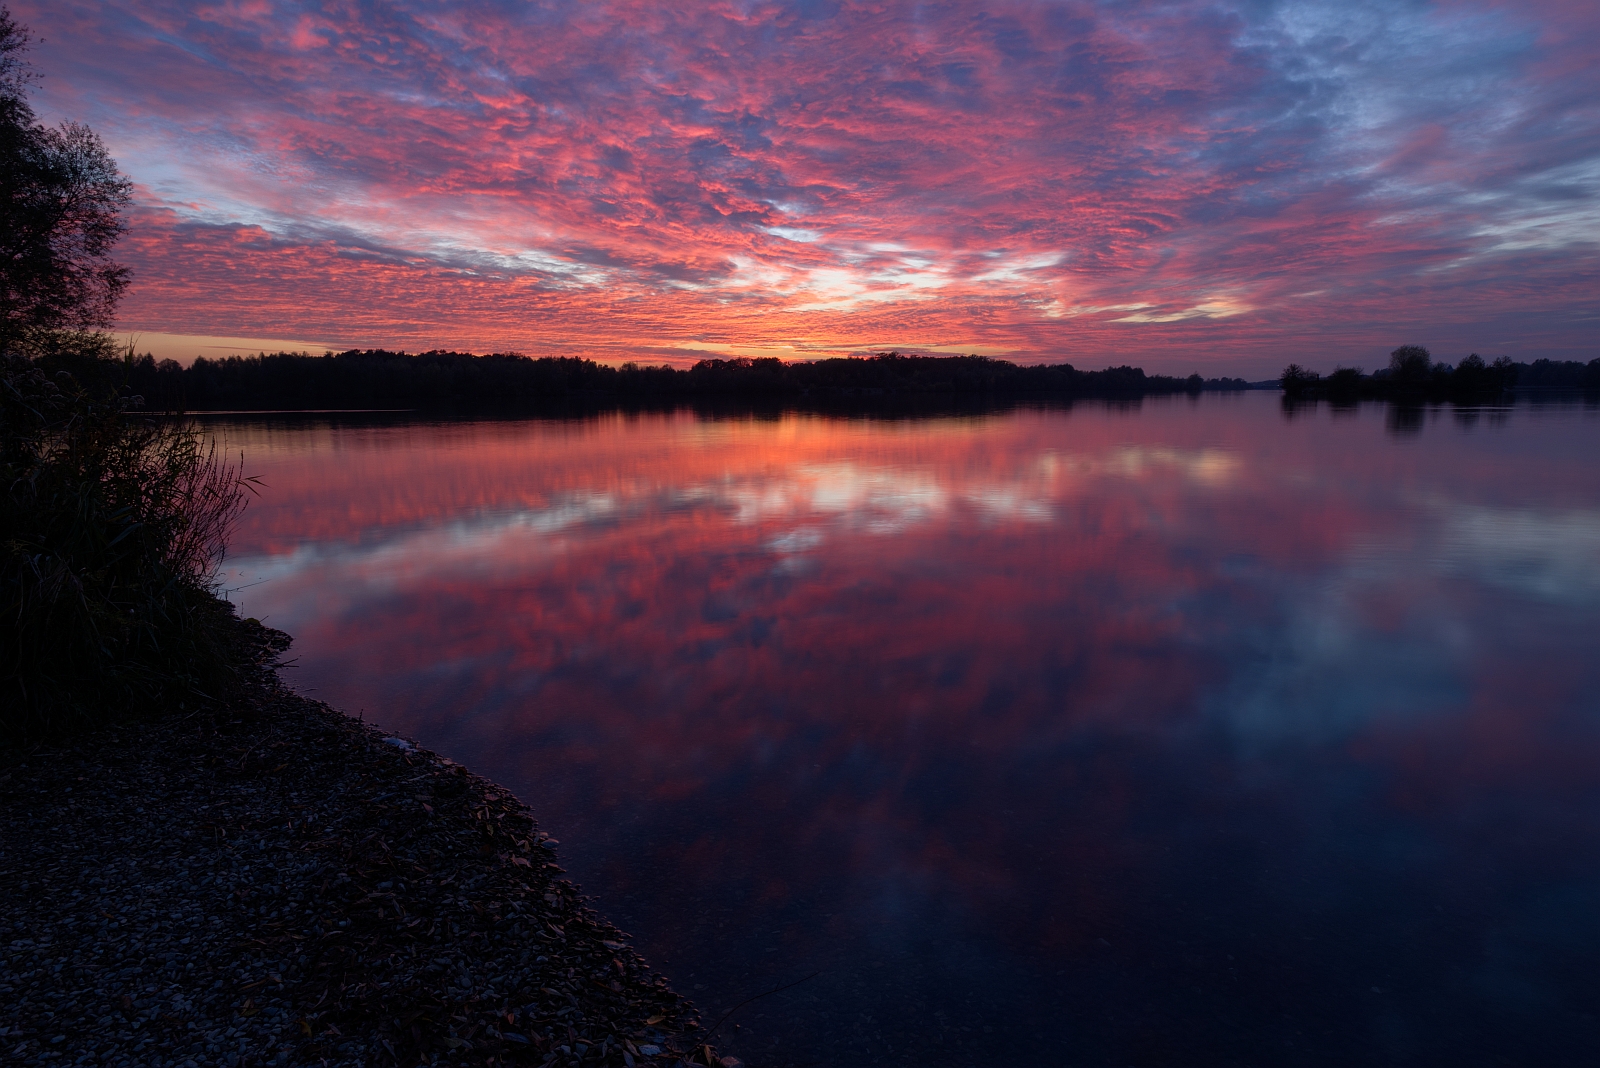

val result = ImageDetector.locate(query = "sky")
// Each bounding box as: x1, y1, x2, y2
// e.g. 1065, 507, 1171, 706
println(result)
17, 0, 1600, 375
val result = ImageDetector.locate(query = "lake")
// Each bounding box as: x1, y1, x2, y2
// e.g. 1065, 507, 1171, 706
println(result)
210, 393, 1600, 1066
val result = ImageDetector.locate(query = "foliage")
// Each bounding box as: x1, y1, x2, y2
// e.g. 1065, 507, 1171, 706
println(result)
1387, 345, 1433, 383
1277, 349, 1600, 401
0, 8, 131, 350
122, 348, 1257, 411
1, 344, 257, 738
0, 8, 252, 739
1325, 366, 1364, 394
1279, 363, 1321, 395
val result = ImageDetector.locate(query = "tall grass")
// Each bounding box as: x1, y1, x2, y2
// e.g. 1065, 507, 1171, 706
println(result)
1, 341, 256, 740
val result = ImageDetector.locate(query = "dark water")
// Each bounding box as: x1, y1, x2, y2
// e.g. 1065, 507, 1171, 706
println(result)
214, 395, 1600, 1066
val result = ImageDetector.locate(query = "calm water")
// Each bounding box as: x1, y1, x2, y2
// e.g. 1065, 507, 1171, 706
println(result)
212, 395, 1600, 1066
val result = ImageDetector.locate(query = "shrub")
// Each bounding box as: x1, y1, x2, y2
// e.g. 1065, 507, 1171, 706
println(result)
0, 7, 255, 739
1388, 345, 1432, 385
1, 341, 256, 739
1326, 366, 1364, 394
1278, 363, 1321, 394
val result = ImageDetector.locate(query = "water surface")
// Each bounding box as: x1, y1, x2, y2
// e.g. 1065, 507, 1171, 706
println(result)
214, 395, 1600, 1066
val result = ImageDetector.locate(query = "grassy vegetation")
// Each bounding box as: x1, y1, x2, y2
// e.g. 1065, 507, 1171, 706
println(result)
1, 6, 261, 740
1, 335, 256, 740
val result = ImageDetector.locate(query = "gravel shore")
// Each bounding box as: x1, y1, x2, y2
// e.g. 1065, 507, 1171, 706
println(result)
1, 623, 710, 1067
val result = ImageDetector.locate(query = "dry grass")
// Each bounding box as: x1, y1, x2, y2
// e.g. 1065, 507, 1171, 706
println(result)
2, 340, 257, 739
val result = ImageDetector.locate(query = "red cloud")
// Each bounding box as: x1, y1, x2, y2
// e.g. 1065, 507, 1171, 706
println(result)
16, 0, 1600, 373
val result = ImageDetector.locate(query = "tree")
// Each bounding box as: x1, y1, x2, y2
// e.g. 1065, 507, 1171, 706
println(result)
0, 8, 254, 737
0, 6, 131, 350
1453, 353, 1487, 392
1278, 363, 1320, 394
1489, 356, 1518, 392
1387, 345, 1432, 384
1325, 366, 1363, 394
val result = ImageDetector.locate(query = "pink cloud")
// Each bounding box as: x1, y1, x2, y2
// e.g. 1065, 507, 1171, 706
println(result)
15, 0, 1600, 374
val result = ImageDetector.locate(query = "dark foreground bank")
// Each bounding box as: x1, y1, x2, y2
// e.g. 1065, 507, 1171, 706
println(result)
0, 622, 710, 1068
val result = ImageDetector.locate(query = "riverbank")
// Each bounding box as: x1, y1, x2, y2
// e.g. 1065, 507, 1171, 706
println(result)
0, 621, 706, 1068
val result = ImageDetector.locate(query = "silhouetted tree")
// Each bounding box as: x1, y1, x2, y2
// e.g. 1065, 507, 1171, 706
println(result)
1490, 356, 1517, 387
1387, 345, 1432, 386
0, 6, 131, 350
1452, 353, 1486, 392
1325, 366, 1363, 395
1278, 363, 1320, 395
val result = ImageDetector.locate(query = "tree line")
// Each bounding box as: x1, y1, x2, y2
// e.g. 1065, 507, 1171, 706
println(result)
120, 348, 1258, 411
1280, 346, 1600, 399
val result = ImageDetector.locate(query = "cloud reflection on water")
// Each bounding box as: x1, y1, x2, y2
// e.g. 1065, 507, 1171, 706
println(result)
214, 399, 1600, 1065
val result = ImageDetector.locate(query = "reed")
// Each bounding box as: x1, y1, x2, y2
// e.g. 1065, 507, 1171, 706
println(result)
1, 340, 256, 740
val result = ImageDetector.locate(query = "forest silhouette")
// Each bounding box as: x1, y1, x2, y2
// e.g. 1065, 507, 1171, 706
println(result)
121, 345, 1600, 415
1280, 346, 1600, 400
121, 349, 1257, 411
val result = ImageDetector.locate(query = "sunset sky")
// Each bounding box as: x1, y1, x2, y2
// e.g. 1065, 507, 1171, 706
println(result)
19, 0, 1600, 374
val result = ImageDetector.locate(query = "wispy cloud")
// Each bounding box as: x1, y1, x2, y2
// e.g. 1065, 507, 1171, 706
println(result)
17, 0, 1600, 373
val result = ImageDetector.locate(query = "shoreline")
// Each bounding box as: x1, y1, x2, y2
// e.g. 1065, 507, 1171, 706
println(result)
1, 623, 710, 1067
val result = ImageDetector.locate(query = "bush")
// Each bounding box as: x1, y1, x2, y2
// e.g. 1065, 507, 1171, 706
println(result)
1325, 366, 1364, 394
0, 7, 258, 740
1, 341, 255, 739
1278, 363, 1321, 394
1388, 345, 1432, 385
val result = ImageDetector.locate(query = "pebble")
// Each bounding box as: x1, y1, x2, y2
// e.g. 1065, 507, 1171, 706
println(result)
0, 621, 708, 1066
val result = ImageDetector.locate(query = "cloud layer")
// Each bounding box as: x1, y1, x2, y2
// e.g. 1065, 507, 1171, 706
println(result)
18, 0, 1600, 372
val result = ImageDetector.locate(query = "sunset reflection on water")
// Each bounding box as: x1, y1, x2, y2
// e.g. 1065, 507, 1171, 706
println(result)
213, 396, 1600, 1066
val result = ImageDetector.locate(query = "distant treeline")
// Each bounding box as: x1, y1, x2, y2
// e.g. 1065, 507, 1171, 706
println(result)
122, 350, 1257, 411
1281, 346, 1600, 399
